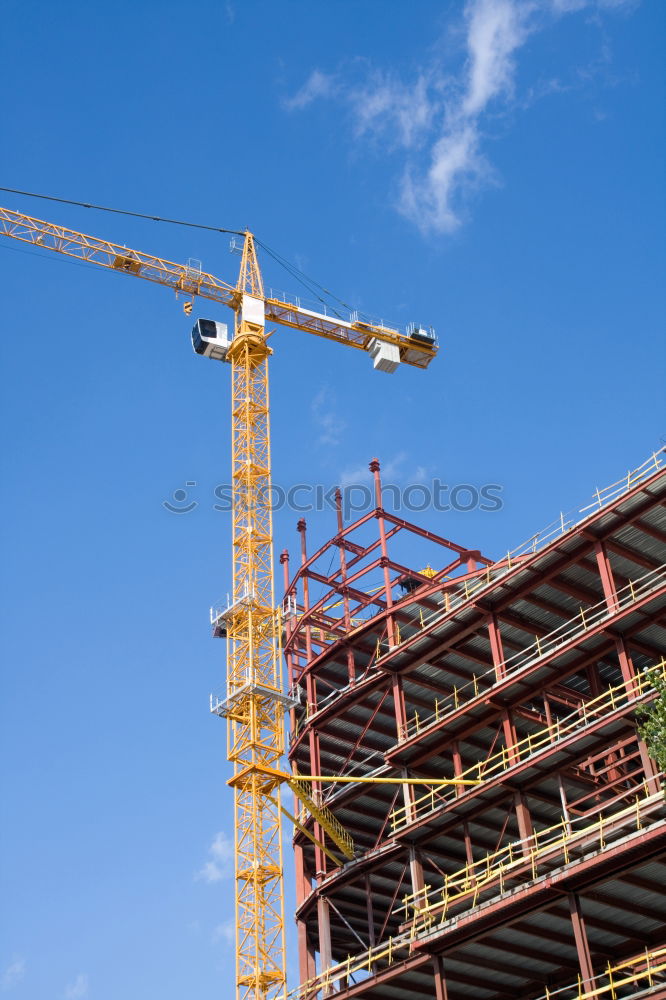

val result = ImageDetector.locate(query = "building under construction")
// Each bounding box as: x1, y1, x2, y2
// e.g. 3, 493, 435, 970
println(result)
281, 450, 666, 1000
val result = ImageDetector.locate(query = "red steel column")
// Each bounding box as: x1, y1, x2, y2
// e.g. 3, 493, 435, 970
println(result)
497, 703, 533, 848
365, 875, 376, 947
568, 892, 596, 991
514, 790, 534, 851
295, 844, 316, 984
432, 955, 449, 1000
452, 742, 475, 866
308, 728, 327, 880
488, 613, 505, 682
335, 488, 356, 686
392, 674, 409, 743
317, 895, 333, 992
280, 549, 297, 729
298, 519, 313, 663
392, 672, 423, 892
594, 541, 619, 612
370, 458, 396, 647
408, 846, 426, 905
617, 638, 661, 792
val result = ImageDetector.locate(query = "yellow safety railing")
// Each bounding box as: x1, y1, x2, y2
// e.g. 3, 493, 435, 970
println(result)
401, 780, 663, 929
403, 566, 666, 741
391, 661, 665, 833
376, 449, 664, 664
285, 927, 414, 1000
285, 915, 665, 999
538, 945, 666, 999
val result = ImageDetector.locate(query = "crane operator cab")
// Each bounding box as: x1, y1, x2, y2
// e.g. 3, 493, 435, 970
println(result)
191, 318, 232, 362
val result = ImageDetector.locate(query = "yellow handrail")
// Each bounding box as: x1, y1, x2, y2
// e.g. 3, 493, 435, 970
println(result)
391, 661, 665, 833
402, 780, 663, 927
402, 567, 665, 741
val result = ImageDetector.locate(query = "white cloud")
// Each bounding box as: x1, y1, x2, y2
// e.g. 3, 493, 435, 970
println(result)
64, 974, 88, 999
196, 830, 234, 883
284, 70, 337, 110
212, 920, 236, 946
1, 958, 25, 992
398, 0, 533, 233
285, 0, 640, 234
349, 71, 436, 149
312, 386, 345, 448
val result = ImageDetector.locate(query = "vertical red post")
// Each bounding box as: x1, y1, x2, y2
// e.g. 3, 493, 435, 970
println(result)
392, 674, 409, 743
365, 876, 376, 947
488, 614, 506, 682
370, 458, 396, 647
294, 844, 316, 984
298, 518, 313, 665
317, 895, 333, 992
594, 541, 619, 612
280, 549, 294, 688
514, 790, 534, 851
335, 487, 356, 686
568, 892, 596, 991
432, 955, 449, 1000
504, 710, 534, 852
616, 638, 660, 792
408, 845, 425, 905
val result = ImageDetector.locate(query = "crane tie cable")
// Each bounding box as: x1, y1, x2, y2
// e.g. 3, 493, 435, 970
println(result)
0, 185, 244, 236
0, 185, 357, 318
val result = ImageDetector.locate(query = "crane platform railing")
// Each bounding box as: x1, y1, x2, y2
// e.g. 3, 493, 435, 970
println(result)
400, 779, 665, 930
390, 660, 665, 834
401, 565, 666, 742
268, 288, 391, 332
376, 449, 665, 665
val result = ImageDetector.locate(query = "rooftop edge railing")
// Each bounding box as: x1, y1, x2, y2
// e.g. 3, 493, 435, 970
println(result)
376, 448, 665, 663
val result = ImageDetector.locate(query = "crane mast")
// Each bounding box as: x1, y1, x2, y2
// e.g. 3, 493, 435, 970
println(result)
226, 233, 287, 998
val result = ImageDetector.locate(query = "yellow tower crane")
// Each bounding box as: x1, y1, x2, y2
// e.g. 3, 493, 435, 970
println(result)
0, 205, 438, 1000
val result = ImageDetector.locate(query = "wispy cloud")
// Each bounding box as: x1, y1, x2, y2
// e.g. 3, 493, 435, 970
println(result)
285, 0, 639, 234
312, 386, 346, 448
1, 958, 25, 992
212, 920, 235, 946
284, 69, 337, 110
64, 974, 88, 999
196, 831, 234, 883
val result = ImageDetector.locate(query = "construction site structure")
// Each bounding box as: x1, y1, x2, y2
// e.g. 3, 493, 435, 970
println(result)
282, 449, 666, 1000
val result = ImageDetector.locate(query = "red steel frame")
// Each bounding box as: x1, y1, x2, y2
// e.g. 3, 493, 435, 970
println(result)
282, 452, 666, 1000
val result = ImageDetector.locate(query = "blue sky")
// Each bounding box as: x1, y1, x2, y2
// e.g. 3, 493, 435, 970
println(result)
0, 1, 664, 997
